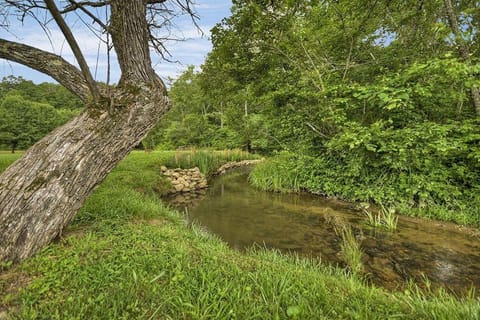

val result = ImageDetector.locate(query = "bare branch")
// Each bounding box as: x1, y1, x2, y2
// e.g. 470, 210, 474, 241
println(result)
444, 0, 480, 115
60, 0, 109, 14
3, 0, 51, 32
147, 0, 168, 4
4, 1, 48, 14
145, 0, 202, 59
0, 38, 89, 101
66, 0, 108, 30
45, 0, 101, 101
60, 0, 167, 14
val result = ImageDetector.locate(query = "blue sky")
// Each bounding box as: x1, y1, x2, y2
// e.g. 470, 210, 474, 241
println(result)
0, 1, 232, 85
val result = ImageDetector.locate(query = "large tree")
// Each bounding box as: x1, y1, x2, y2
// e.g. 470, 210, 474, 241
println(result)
0, 0, 196, 262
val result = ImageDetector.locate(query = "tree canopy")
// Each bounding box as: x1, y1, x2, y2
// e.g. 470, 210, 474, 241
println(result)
153, 0, 480, 225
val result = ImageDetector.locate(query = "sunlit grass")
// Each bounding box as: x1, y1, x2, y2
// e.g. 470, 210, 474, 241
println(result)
0, 152, 21, 172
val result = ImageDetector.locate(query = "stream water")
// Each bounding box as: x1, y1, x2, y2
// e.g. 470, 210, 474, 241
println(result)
164, 168, 480, 296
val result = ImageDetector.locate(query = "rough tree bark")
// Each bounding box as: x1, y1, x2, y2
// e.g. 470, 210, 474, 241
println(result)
0, 0, 172, 262
444, 0, 480, 115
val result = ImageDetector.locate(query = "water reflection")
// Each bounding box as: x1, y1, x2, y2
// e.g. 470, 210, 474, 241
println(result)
164, 168, 480, 296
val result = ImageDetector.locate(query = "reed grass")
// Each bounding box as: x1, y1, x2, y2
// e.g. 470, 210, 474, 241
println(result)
335, 225, 364, 275
248, 157, 301, 192
0, 152, 21, 172
364, 204, 399, 231
163, 148, 259, 176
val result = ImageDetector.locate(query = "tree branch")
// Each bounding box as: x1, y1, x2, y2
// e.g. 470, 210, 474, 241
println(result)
444, 0, 470, 60
60, 0, 167, 14
147, 0, 168, 4
60, 0, 110, 14
66, 0, 108, 30
0, 38, 89, 101
444, 0, 480, 115
45, 0, 101, 101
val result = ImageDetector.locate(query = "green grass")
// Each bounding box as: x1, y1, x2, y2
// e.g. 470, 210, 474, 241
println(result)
0, 151, 21, 172
248, 156, 301, 193
1, 151, 479, 319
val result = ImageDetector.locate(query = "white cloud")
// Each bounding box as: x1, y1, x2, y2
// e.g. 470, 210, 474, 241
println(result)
175, 25, 212, 40
195, 2, 231, 11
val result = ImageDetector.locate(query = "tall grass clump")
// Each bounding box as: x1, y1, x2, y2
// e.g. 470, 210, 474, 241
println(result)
249, 152, 302, 192
335, 225, 364, 275
163, 148, 259, 175
364, 204, 399, 231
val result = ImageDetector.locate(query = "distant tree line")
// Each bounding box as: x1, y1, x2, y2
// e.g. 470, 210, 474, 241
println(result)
0, 76, 82, 152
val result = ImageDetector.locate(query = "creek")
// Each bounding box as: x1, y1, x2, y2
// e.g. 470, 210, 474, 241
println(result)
164, 168, 480, 296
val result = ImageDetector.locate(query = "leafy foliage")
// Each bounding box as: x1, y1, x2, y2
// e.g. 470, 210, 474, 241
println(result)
2, 1, 479, 225
0, 76, 82, 152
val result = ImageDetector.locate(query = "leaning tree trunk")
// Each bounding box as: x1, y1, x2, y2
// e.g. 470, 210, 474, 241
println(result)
0, 89, 170, 262
0, 0, 171, 262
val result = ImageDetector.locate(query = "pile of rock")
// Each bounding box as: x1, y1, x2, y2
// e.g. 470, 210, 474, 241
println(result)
161, 166, 208, 194
214, 159, 264, 175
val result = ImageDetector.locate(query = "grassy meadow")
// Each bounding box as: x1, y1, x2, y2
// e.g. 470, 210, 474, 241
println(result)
0, 151, 479, 319
0, 151, 21, 172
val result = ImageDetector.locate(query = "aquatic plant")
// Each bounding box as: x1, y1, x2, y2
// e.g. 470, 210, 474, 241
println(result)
364, 204, 398, 231
248, 153, 302, 192
335, 225, 364, 275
